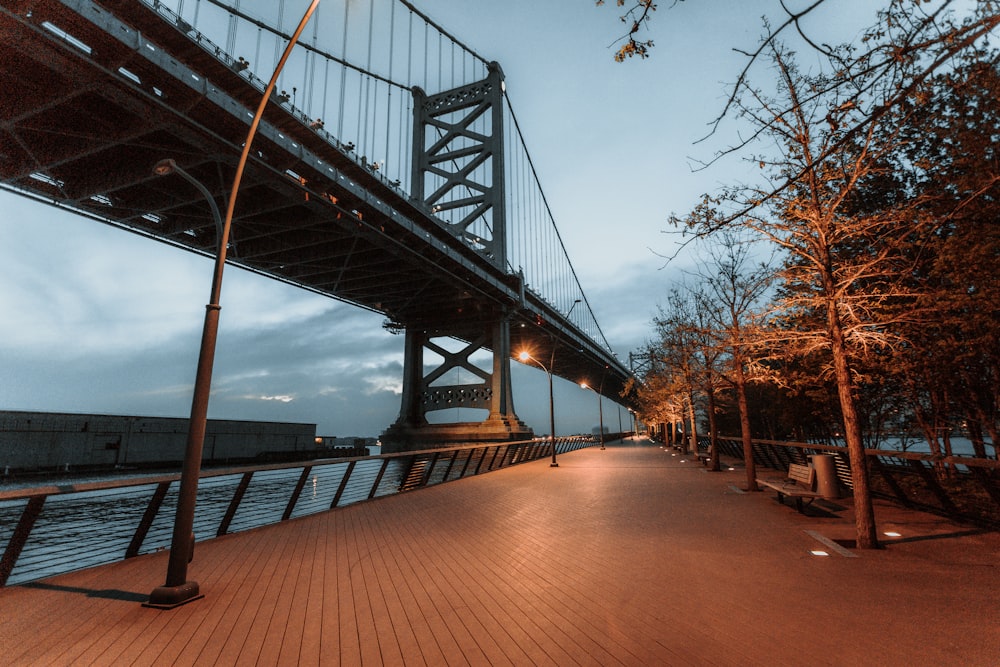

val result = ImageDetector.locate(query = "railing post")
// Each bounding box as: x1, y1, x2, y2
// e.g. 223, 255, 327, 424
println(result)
487, 446, 502, 471
368, 459, 391, 499
907, 459, 959, 515
869, 457, 915, 508
282, 466, 313, 521
460, 448, 477, 477
217, 471, 254, 537
1, 495, 46, 587
126, 482, 171, 558
442, 449, 460, 481
332, 461, 356, 508
475, 447, 492, 474
423, 452, 441, 486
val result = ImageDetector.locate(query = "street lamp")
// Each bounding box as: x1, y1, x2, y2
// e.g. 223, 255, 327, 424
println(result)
152, 160, 223, 250
580, 381, 605, 450
566, 298, 581, 320
519, 350, 558, 467
145, 158, 222, 609
145, 0, 321, 610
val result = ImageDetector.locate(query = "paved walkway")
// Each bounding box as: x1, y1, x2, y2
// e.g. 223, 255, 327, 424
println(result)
1, 439, 997, 666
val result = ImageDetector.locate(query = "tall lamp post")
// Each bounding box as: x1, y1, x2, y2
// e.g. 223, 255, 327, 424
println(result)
580, 382, 605, 450
146, 0, 321, 609
518, 351, 558, 467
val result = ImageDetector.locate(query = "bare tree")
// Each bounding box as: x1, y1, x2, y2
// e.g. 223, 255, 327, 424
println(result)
688, 227, 775, 488
650, 289, 704, 455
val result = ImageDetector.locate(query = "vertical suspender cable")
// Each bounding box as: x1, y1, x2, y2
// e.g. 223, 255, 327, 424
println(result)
337, 0, 350, 142
253, 27, 262, 83
386, 0, 396, 178
225, 0, 236, 55
300, 1, 315, 119
321, 57, 330, 127
547, 197, 554, 298
406, 10, 413, 86
400, 10, 413, 188
274, 0, 285, 84
305, 5, 319, 119
543, 192, 550, 295
362, 1, 375, 160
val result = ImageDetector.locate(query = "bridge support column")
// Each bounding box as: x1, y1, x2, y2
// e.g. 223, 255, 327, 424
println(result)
380, 317, 532, 453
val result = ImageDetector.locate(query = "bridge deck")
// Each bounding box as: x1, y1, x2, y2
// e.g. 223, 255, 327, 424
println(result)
1, 440, 997, 665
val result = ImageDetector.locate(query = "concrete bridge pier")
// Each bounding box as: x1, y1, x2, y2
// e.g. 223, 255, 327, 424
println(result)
380, 317, 533, 453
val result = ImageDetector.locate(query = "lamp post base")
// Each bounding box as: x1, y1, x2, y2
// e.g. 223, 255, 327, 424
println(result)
550, 462, 559, 467
144, 581, 204, 609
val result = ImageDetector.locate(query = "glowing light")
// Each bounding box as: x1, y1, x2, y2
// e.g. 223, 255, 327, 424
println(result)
811, 551, 829, 557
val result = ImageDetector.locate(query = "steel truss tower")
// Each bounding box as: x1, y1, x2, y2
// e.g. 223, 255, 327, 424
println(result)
380, 63, 531, 452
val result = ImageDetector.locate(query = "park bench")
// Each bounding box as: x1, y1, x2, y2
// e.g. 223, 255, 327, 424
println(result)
756, 463, 822, 513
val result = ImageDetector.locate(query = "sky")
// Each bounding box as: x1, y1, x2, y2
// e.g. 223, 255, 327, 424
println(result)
0, 0, 883, 438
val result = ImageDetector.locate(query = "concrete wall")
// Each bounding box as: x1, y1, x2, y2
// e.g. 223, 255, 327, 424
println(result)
0, 410, 317, 473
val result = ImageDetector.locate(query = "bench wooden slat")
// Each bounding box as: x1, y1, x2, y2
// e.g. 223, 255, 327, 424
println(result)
756, 464, 822, 512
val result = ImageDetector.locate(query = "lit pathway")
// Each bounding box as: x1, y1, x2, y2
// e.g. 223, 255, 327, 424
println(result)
1, 439, 997, 665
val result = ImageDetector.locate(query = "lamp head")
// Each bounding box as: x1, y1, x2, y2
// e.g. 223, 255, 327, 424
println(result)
518, 351, 531, 362
153, 158, 178, 176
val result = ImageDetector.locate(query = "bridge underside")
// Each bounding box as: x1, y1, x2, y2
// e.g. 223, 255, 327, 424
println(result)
0, 0, 520, 341
0, 0, 631, 441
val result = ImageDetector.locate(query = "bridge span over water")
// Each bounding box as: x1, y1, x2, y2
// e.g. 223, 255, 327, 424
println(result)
0, 0, 632, 447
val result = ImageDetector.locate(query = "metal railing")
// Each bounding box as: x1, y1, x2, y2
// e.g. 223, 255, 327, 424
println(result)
0, 437, 594, 587
691, 436, 1000, 528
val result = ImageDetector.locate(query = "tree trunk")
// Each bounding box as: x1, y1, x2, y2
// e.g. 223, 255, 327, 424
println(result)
827, 299, 879, 549
967, 420, 987, 459
706, 387, 720, 471
687, 392, 698, 455
734, 361, 758, 491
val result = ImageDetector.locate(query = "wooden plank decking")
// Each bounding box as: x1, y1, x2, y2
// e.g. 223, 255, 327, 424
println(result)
1, 439, 998, 665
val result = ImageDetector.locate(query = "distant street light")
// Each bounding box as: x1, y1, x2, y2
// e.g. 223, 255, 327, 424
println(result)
145, 0, 321, 610
580, 381, 605, 450
516, 298, 580, 467
566, 298, 581, 320
519, 350, 558, 467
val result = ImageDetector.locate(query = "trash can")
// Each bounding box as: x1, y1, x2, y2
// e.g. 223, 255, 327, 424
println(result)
810, 454, 839, 499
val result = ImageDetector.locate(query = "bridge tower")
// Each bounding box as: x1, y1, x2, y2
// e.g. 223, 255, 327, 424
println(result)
380, 63, 532, 452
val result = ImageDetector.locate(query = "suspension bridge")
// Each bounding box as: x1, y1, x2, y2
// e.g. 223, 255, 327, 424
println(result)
0, 0, 631, 449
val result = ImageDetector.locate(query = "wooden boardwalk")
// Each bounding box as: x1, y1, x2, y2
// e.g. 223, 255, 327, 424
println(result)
1, 439, 998, 666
